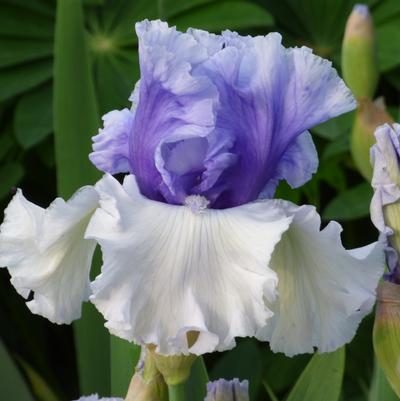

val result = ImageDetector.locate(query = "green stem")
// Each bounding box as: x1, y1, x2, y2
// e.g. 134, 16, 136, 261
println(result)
168, 382, 186, 401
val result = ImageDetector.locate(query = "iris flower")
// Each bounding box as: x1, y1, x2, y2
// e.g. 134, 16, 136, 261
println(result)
74, 396, 122, 401
371, 123, 400, 282
0, 20, 384, 357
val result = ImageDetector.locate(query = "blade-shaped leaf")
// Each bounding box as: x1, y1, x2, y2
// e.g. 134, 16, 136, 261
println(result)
0, 38, 52, 68
15, 83, 53, 149
286, 348, 345, 401
0, 340, 35, 401
110, 336, 141, 397
54, 0, 109, 395
185, 357, 209, 401
0, 59, 52, 101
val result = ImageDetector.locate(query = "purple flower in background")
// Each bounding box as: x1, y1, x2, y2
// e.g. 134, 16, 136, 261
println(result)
371, 123, 400, 283
204, 379, 249, 401
73, 395, 122, 401
0, 20, 384, 357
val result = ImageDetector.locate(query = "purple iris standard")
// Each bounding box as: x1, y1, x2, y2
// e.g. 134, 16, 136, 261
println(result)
0, 20, 384, 357
90, 20, 353, 208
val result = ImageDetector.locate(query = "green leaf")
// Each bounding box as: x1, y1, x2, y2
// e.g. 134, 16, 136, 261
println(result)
369, 361, 400, 401
110, 336, 141, 397
185, 357, 209, 401
211, 339, 266, 399
0, 59, 52, 101
163, 0, 213, 18
264, 353, 310, 394
312, 111, 354, 140
0, 162, 24, 199
322, 133, 350, 160
286, 348, 345, 401
373, 0, 400, 25
263, 380, 280, 401
54, 0, 109, 395
0, 134, 14, 161
323, 183, 373, 221
170, 0, 274, 32
15, 83, 53, 149
18, 358, 60, 401
0, 340, 34, 401
376, 20, 400, 72
0, 38, 52, 68
0, 2, 54, 39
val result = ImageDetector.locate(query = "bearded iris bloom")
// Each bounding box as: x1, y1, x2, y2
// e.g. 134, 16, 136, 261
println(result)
0, 20, 384, 357
371, 123, 400, 282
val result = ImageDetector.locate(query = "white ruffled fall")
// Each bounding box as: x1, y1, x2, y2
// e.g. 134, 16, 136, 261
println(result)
0, 174, 384, 356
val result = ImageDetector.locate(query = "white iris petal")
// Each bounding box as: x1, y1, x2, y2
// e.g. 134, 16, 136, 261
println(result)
258, 200, 384, 356
86, 174, 292, 355
0, 187, 98, 324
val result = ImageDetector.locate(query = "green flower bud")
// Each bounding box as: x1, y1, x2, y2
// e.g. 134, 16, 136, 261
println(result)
150, 352, 197, 386
342, 4, 378, 100
351, 98, 393, 180
125, 351, 167, 401
373, 281, 400, 397
147, 331, 200, 386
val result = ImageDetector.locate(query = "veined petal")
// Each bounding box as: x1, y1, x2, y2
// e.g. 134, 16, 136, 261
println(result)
258, 201, 384, 356
90, 109, 135, 175
131, 20, 218, 203
0, 187, 98, 324
86, 174, 292, 355
260, 131, 318, 198
199, 32, 355, 207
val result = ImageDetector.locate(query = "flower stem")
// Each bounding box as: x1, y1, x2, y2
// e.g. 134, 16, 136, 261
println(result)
168, 382, 186, 401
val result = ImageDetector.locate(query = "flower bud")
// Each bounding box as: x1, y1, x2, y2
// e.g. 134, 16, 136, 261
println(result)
351, 98, 393, 180
125, 351, 167, 401
147, 343, 197, 386
204, 379, 249, 401
373, 281, 400, 397
342, 4, 378, 100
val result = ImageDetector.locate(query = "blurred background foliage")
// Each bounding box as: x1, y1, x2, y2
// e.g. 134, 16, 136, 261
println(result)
0, 0, 400, 400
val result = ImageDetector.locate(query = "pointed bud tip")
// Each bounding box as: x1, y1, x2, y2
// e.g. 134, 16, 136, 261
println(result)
353, 4, 370, 18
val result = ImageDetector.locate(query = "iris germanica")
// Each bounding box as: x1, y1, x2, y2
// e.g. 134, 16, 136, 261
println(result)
0, 20, 384, 357
371, 123, 400, 282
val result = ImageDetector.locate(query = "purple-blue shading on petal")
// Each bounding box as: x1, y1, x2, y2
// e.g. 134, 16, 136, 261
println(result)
204, 379, 249, 401
90, 109, 134, 175
90, 20, 356, 208
371, 123, 400, 283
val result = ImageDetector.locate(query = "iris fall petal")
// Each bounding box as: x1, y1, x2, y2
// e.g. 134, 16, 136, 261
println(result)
258, 201, 384, 356
86, 174, 291, 355
0, 187, 98, 324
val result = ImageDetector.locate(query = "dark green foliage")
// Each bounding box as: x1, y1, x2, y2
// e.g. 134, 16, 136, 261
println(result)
1, 0, 400, 400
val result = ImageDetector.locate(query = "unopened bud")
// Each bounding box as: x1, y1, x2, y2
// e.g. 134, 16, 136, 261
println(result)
125, 351, 167, 401
351, 98, 393, 180
204, 379, 249, 401
373, 281, 400, 397
342, 4, 378, 100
